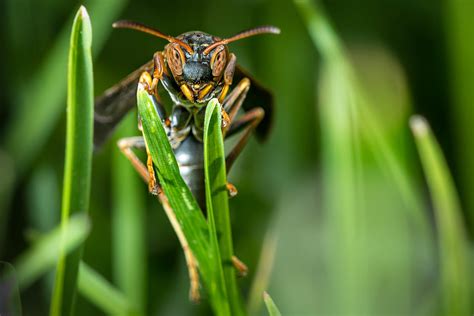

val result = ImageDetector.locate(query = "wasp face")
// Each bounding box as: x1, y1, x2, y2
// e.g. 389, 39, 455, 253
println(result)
165, 32, 228, 103
112, 21, 279, 104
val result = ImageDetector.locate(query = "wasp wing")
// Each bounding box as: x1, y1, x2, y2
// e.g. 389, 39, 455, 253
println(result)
233, 64, 274, 142
94, 60, 153, 148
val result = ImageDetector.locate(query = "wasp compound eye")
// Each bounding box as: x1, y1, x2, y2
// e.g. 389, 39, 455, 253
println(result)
210, 45, 226, 77
167, 44, 185, 76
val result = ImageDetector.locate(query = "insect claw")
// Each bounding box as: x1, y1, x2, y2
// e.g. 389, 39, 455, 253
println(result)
221, 109, 231, 129
189, 285, 201, 303
138, 71, 155, 95
232, 255, 248, 277
149, 182, 160, 196
226, 182, 238, 198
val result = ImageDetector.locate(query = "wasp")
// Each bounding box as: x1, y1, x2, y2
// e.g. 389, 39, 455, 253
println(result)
94, 20, 279, 300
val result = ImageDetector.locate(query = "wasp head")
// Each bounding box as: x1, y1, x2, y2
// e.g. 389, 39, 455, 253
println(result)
164, 32, 228, 103
113, 21, 280, 103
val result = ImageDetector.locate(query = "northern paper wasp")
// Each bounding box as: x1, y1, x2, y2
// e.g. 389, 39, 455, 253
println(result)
94, 20, 279, 300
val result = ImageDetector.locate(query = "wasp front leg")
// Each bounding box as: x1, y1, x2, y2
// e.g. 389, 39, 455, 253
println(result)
222, 77, 251, 136
219, 53, 237, 128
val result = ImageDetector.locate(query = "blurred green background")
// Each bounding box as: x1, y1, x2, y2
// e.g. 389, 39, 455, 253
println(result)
1, 0, 473, 315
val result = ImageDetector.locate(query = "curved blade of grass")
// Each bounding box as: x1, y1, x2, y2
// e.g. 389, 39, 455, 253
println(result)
112, 113, 147, 314
4, 0, 128, 174
247, 228, 278, 316
294, 1, 434, 313
410, 116, 471, 315
0, 0, 128, 276
137, 86, 229, 315
204, 99, 243, 316
13, 214, 90, 290
78, 262, 134, 315
49, 7, 94, 316
445, 1, 474, 232
263, 292, 281, 316
294, 0, 427, 220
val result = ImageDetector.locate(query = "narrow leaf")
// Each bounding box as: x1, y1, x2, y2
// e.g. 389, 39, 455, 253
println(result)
112, 113, 147, 314
50, 6, 94, 316
78, 262, 134, 315
410, 115, 471, 315
136, 86, 229, 315
445, 0, 474, 231
4, 0, 129, 173
204, 99, 243, 315
263, 292, 282, 316
247, 229, 278, 316
14, 214, 90, 290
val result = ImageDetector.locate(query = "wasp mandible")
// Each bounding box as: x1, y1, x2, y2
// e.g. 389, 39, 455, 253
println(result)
94, 20, 280, 300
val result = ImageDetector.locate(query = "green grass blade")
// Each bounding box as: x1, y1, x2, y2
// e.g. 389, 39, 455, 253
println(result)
204, 99, 243, 315
294, 1, 434, 314
296, 1, 368, 312
294, 0, 426, 217
410, 116, 471, 315
13, 214, 90, 290
247, 228, 278, 316
263, 292, 282, 316
4, 0, 128, 174
78, 262, 134, 316
137, 86, 229, 315
112, 114, 147, 314
49, 6, 94, 316
445, 1, 474, 232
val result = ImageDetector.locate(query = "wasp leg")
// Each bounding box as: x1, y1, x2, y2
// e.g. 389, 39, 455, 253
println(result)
225, 107, 265, 172
157, 191, 201, 302
117, 136, 159, 195
138, 70, 170, 195
222, 77, 251, 136
141, 134, 201, 302
232, 255, 248, 277
215, 53, 237, 128
117, 136, 149, 183
226, 182, 238, 198
117, 135, 201, 302
139, 70, 167, 120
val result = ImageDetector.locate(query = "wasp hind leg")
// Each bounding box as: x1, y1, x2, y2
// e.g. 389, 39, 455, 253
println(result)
232, 255, 248, 277
117, 136, 155, 189
117, 135, 201, 302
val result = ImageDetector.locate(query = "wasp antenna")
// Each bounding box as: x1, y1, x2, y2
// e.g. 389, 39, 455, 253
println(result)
203, 25, 280, 54
226, 25, 281, 43
113, 20, 194, 54
113, 20, 174, 41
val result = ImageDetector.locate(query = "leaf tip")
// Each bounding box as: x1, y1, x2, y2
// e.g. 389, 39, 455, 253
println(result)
263, 291, 270, 300
410, 115, 429, 137
79, 5, 89, 19
73, 5, 92, 47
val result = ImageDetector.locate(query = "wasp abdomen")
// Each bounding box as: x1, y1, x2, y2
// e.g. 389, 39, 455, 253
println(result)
173, 135, 206, 210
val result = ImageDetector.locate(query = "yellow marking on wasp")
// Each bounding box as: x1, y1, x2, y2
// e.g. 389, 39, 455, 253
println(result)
180, 84, 194, 102
198, 84, 213, 100
218, 84, 229, 103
